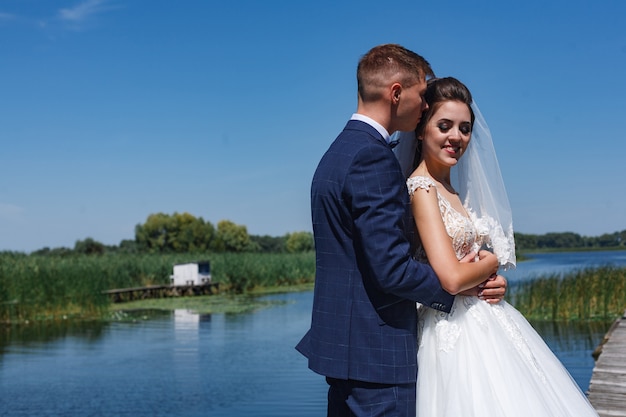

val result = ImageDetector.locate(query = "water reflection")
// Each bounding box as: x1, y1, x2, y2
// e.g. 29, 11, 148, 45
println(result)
1, 250, 624, 416
0, 296, 609, 417
0, 319, 107, 362
529, 320, 611, 391
530, 320, 610, 349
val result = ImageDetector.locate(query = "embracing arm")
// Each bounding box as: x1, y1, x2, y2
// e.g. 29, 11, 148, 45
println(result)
346, 143, 454, 309
411, 186, 498, 295
457, 250, 508, 303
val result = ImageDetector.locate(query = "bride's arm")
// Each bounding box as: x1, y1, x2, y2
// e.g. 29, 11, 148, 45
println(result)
411, 186, 498, 295
457, 252, 507, 303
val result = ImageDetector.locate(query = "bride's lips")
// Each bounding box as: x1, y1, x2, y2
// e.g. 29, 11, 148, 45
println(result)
443, 145, 460, 154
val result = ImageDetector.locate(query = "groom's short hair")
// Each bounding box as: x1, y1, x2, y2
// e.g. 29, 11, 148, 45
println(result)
357, 44, 434, 102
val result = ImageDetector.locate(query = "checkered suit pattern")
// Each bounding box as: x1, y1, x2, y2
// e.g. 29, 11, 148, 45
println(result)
297, 120, 454, 387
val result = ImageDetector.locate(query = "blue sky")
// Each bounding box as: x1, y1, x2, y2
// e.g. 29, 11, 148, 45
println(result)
1, 0, 625, 253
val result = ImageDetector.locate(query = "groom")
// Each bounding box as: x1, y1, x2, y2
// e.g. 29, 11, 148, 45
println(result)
296, 44, 506, 417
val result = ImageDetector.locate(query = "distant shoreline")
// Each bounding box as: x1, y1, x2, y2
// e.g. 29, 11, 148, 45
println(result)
519, 246, 626, 255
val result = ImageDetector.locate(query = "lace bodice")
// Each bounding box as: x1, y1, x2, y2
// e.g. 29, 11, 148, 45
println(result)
406, 176, 487, 262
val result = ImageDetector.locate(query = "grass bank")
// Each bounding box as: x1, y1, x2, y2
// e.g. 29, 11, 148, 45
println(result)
508, 266, 626, 321
108, 283, 314, 316
112, 268, 626, 321
2, 250, 624, 322
0, 252, 315, 323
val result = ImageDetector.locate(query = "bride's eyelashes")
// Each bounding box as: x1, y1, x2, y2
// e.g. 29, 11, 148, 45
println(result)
436, 120, 471, 135
436, 121, 452, 132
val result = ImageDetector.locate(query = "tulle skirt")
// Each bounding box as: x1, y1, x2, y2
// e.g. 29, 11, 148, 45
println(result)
416, 296, 599, 416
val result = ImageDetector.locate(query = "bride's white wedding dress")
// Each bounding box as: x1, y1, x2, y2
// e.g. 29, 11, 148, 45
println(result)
408, 176, 598, 417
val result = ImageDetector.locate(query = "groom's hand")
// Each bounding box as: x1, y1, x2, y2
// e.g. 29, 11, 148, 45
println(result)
457, 250, 507, 303
458, 274, 507, 302
477, 274, 507, 304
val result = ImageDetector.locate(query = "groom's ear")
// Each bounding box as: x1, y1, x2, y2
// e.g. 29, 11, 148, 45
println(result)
390, 83, 402, 105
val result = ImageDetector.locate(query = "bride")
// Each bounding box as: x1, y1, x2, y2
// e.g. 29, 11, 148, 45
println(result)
394, 77, 599, 416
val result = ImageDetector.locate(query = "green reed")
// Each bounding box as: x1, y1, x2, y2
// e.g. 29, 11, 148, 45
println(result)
3, 251, 622, 323
509, 266, 626, 321
213, 252, 315, 293
0, 252, 315, 323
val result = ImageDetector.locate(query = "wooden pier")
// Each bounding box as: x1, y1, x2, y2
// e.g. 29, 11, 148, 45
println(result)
587, 310, 626, 416
103, 283, 220, 303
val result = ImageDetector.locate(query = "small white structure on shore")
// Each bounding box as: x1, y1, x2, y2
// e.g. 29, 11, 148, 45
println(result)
170, 261, 211, 286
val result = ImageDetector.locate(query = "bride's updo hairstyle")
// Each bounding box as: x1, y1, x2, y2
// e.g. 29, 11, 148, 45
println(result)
413, 77, 475, 167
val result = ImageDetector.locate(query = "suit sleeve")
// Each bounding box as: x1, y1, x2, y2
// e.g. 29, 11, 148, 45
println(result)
346, 143, 454, 312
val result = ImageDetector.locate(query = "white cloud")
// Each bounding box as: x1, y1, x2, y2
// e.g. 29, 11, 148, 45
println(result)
58, 0, 114, 22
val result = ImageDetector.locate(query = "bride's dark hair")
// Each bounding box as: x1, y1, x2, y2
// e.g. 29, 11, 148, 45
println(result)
412, 77, 475, 168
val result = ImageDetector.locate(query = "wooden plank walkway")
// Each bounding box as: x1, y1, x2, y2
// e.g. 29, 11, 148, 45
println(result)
103, 283, 220, 303
588, 310, 626, 416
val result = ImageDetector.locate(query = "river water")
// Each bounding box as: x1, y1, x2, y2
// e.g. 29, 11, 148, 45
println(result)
0, 250, 624, 416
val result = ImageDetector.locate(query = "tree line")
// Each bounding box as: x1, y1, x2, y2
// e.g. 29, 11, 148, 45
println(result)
514, 230, 626, 250
30, 212, 314, 256
13, 212, 626, 256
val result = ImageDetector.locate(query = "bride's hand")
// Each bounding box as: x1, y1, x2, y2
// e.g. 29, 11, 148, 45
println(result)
457, 251, 505, 302
458, 251, 477, 263
478, 250, 499, 276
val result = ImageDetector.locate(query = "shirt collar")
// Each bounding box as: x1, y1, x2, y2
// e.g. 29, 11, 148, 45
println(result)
350, 113, 391, 143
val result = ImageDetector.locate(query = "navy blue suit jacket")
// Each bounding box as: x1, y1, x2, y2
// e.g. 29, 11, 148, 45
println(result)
296, 120, 454, 384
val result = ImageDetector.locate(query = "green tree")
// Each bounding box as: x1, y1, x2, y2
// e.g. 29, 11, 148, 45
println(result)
118, 239, 140, 254
537, 232, 584, 249
597, 232, 619, 247
250, 234, 286, 253
31, 246, 73, 257
285, 231, 314, 253
135, 212, 174, 252
135, 212, 215, 253
170, 212, 215, 252
513, 233, 538, 250
214, 220, 253, 252
74, 237, 105, 255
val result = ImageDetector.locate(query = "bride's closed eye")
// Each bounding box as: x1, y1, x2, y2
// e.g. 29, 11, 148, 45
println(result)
436, 121, 452, 132
436, 120, 471, 135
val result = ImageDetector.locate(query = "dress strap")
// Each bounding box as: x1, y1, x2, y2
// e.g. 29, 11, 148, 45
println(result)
406, 176, 436, 196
